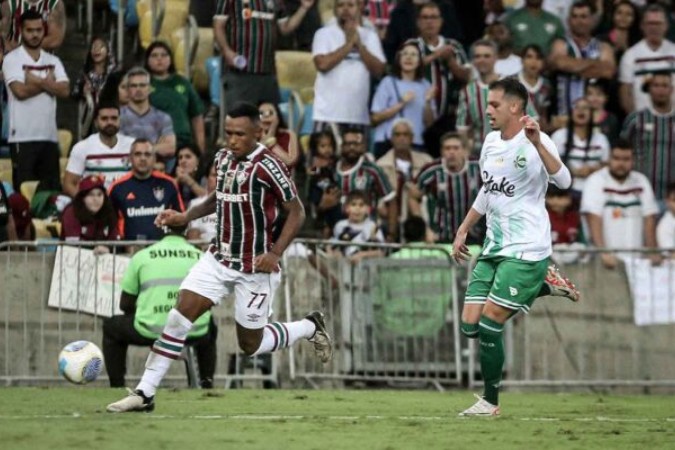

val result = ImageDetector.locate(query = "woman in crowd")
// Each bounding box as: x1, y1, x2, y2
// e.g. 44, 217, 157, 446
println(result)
145, 41, 205, 153
60, 175, 119, 254
258, 101, 299, 169
371, 41, 436, 158
173, 144, 206, 206
551, 97, 610, 199
71, 36, 117, 105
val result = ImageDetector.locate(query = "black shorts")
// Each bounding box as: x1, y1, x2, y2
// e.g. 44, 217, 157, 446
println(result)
9, 141, 61, 192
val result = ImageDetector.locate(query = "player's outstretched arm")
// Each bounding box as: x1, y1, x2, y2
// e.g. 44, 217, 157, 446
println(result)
155, 192, 217, 228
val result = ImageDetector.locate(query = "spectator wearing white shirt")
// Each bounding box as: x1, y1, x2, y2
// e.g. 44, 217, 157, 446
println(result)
63, 104, 135, 198
487, 20, 522, 78
3, 10, 69, 192
619, 3, 675, 114
312, 0, 385, 133
581, 140, 660, 269
656, 182, 675, 257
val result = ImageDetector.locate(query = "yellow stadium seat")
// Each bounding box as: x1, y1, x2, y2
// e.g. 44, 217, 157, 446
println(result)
319, 0, 334, 24
172, 28, 188, 76
60, 157, 68, 182
58, 129, 73, 158
138, 9, 154, 49
0, 159, 12, 184
20, 181, 39, 203
300, 135, 311, 156
32, 219, 61, 239
299, 87, 314, 104
157, 0, 189, 44
275, 51, 317, 93
192, 27, 214, 95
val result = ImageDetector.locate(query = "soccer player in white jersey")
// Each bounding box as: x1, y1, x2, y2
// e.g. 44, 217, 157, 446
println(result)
453, 78, 576, 416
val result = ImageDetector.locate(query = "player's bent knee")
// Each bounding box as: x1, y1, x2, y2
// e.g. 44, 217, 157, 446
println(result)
175, 289, 214, 322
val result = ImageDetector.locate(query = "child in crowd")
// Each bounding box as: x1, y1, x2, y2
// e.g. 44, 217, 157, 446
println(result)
657, 183, 675, 258
331, 190, 384, 263
546, 186, 586, 264
307, 131, 341, 237
585, 80, 619, 146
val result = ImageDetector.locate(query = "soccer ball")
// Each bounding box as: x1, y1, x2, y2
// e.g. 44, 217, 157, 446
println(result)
58, 341, 103, 384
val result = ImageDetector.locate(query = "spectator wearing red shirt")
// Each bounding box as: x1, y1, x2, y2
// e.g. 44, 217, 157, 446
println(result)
60, 175, 119, 254
546, 185, 585, 264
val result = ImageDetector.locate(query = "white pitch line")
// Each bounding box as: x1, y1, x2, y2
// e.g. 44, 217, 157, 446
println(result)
0, 415, 674, 423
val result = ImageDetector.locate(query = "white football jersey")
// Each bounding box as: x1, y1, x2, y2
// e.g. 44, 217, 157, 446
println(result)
475, 129, 564, 261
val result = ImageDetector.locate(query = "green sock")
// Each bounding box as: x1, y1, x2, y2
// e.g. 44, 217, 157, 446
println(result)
460, 322, 479, 339
478, 316, 504, 406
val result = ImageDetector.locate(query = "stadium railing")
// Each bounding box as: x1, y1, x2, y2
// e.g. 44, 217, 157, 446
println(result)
2, 240, 675, 391
281, 239, 464, 391
0, 240, 279, 388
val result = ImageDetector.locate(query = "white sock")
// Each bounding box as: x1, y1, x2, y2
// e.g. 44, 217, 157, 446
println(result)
136, 309, 193, 397
253, 319, 316, 355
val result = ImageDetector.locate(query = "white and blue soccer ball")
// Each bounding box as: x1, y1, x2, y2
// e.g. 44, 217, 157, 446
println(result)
58, 341, 103, 384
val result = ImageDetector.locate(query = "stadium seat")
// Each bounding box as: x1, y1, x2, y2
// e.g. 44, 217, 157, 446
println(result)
20, 181, 39, 203
275, 51, 317, 93
192, 27, 215, 96
300, 103, 314, 137
0, 159, 11, 185
319, 0, 334, 24
58, 129, 73, 159
157, 0, 190, 44
136, 0, 155, 48
278, 88, 304, 135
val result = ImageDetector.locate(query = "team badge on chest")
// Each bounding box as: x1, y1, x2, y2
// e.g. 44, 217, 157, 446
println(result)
153, 186, 165, 202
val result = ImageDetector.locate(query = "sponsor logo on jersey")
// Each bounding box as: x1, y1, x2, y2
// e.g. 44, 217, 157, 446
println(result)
482, 171, 516, 197
126, 192, 136, 200
261, 158, 290, 190
216, 191, 249, 203
126, 205, 165, 217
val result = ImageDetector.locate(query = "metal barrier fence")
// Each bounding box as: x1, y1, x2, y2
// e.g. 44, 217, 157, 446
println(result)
0, 240, 278, 388
2, 240, 675, 391
467, 248, 675, 390
283, 239, 463, 390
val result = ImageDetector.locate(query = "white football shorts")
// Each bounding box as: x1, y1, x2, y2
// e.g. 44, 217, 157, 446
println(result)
180, 251, 281, 329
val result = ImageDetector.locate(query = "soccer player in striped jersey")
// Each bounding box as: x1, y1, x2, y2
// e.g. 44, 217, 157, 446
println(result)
453, 78, 577, 416
409, 132, 481, 243
620, 71, 674, 200
107, 103, 332, 413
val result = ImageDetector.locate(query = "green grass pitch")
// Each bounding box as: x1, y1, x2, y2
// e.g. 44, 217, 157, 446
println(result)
0, 388, 673, 449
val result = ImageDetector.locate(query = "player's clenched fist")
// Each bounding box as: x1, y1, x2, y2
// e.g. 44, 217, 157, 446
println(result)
154, 209, 187, 228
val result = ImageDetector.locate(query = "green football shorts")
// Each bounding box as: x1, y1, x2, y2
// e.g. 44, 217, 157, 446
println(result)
464, 256, 549, 314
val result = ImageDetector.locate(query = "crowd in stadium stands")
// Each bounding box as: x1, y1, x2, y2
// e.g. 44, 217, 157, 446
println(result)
0, 0, 674, 266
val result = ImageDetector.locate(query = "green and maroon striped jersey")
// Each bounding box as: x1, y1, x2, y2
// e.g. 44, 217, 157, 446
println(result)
621, 108, 675, 200
413, 36, 468, 117
214, 0, 285, 75
415, 159, 482, 242
335, 156, 395, 211
6, 0, 60, 43
209, 145, 298, 273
